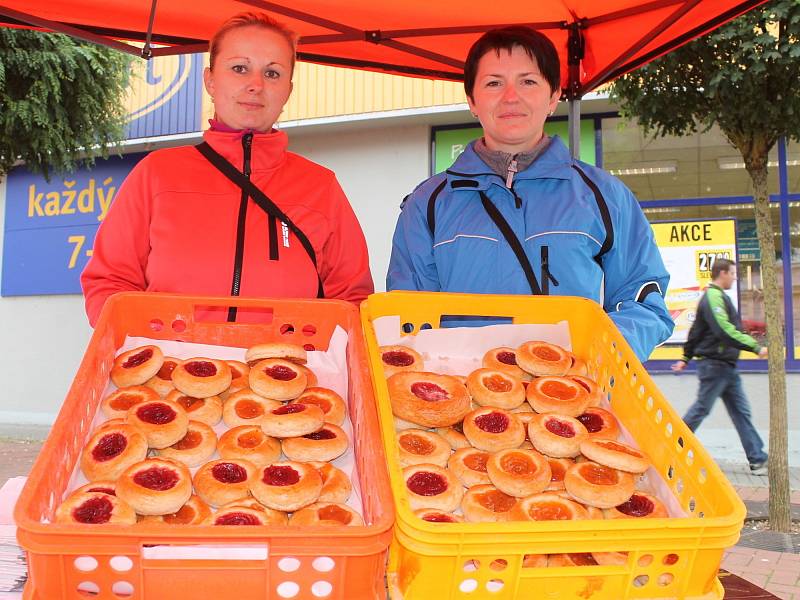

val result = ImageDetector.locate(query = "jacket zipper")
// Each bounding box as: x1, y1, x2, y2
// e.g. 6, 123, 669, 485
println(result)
540, 245, 560, 295
227, 132, 253, 322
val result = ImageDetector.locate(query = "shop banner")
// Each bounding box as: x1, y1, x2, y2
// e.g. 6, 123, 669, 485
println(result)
652, 218, 738, 344
1, 154, 144, 296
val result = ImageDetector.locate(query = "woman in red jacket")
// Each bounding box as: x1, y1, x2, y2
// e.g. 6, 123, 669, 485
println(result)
81, 12, 373, 325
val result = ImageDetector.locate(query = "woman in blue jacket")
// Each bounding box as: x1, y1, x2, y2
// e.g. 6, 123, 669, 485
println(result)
387, 26, 673, 362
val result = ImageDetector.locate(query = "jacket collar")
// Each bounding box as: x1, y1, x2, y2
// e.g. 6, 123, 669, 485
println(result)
445, 135, 575, 191
202, 128, 288, 173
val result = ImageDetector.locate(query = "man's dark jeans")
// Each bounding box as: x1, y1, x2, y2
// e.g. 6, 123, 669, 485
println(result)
682, 359, 768, 465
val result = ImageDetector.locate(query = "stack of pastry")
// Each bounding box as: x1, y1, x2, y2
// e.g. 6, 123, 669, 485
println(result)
57, 342, 362, 528
381, 341, 668, 567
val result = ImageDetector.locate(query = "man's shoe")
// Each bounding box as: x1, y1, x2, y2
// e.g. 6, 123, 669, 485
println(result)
749, 460, 768, 476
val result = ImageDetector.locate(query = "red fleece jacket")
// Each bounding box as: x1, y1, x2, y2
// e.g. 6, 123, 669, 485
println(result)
81, 129, 373, 325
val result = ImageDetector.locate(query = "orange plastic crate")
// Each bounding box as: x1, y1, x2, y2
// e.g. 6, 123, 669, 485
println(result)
14, 292, 394, 600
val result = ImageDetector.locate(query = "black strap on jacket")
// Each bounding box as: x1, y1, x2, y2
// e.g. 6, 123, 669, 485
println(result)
195, 142, 324, 299
571, 164, 614, 263
478, 191, 542, 295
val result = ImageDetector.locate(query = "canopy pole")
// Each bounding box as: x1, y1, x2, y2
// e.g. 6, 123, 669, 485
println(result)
568, 99, 581, 159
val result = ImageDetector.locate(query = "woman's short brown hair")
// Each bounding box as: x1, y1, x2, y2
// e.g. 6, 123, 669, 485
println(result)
464, 26, 560, 100
209, 12, 298, 73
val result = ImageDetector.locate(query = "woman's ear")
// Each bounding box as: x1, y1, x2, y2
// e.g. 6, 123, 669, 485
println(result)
203, 66, 215, 98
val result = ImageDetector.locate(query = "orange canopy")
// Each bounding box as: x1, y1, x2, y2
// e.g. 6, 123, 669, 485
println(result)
0, 0, 767, 96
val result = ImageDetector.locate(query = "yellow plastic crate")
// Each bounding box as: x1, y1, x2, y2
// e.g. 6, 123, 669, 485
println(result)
360, 292, 746, 600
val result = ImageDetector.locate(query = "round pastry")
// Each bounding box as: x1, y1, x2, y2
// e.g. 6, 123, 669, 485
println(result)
563, 461, 635, 508
526, 376, 591, 417
222, 389, 281, 428
570, 375, 604, 407
481, 347, 532, 381
126, 398, 189, 449
219, 498, 288, 525
579, 439, 649, 473
566, 352, 589, 376
250, 461, 323, 512
80, 423, 148, 481
522, 554, 548, 568
290, 387, 347, 426
141, 495, 213, 525
245, 342, 307, 366
414, 508, 463, 523
101, 385, 159, 419
96, 418, 126, 432
548, 553, 598, 567
387, 372, 471, 428
460, 484, 518, 523
510, 492, 589, 522
436, 425, 470, 450
111, 345, 165, 388
298, 364, 318, 388
466, 368, 525, 410
309, 461, 352, 504
172, 358, 232, 398
260, 402, 325, 438
585, 504, 605, 520
290, 502, 364, 527
282, 423, 349, 462
249, 359, 308, 401
462, 407, 525, 452
73, 480, 117, 496
448, 447, 492, 488
486, 448, 552, 497
527, 413, 589, 458
221, 360, 250, 399
397, 429, 451, 468
592, 552, 628, 566
379, 344, 424, 378
545, 457, 575, 491
205, 506, 271, 526
516, 341, 571, 377
394, 416, 423, 431
56, 491, 136, 525
155, 420, 217, 467
193, 458, 257, 507
403, 464, 463, 512
218, 425, 281, 466
164, 390, 223, 427
575, 407, 621, 440
144, 357, 182, 396
116, 458, 193, 516
604, 491, 668, 519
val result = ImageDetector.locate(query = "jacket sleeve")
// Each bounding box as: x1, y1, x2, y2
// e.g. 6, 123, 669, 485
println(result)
386, 182, 442, 291
317, 177, 374, 304
681, 302, 703, 362
705, 287, 761, 353
601, 182, 674, 362
80, 158, 153, 327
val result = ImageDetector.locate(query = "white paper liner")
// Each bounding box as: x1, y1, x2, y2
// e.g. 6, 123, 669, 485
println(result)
374, 316, 687, 519
61, 325, 364, 523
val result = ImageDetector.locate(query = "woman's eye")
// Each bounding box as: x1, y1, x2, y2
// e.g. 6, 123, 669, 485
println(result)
522, 79, 537, 86
486, 80, 501, 87
232, 65, 246, 74
265, 69, 280, 79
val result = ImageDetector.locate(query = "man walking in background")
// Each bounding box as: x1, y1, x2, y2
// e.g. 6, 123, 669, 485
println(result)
672, 258, 769, 474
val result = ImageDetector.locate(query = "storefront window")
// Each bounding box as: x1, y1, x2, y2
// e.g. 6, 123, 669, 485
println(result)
602, 117, 779, 201
788, 139, 800, 193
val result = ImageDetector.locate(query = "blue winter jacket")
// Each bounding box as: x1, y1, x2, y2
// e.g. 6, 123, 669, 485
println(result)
387, 136, 674, 362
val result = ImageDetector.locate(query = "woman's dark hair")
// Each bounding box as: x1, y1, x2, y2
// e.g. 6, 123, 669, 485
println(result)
464, 26, 560, 100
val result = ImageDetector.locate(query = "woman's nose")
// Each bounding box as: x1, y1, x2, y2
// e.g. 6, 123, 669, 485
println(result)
246, 74, 263, 92
502, 85, 519, 102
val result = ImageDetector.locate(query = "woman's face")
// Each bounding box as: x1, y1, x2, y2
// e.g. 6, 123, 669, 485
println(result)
203, 25, 294, 132
467, 45, 560, 154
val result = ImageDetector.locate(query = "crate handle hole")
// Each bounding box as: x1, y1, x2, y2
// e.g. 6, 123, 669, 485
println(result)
112, 581, 134, 598
420, 322, 433, 330
77, 581, 100, 597
280, 324, 295, 335
463, 559, 480, 572
699, 467, 707, 483
686, 449, 694, 465
278, 557, 301, 572
312, 556, 335, 572
688, 497, 696, 512
171, 319, 186, 333
402, 322, 415, 333
663, 553, 679, 565
459, 579, 478, 593
304, 343, 316, 351
276, 581, 299, 598
486, 579, 505, 593
489, 559, 508, 571
665, 423, 673, 437
637, 554, 653, 567
632, 575, 649, 588
109, 556, 133, 572
311, 581, 333, 597
149, 319, 164, 332
74, 556, 98, 572
658, 573, 675, 586
302, 325, 317, 337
